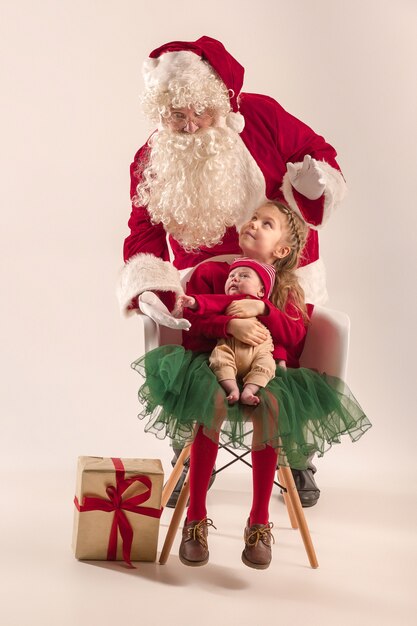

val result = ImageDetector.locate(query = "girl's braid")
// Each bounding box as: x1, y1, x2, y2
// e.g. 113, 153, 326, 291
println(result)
265, 200, 310, 323
279, 204, 307, 253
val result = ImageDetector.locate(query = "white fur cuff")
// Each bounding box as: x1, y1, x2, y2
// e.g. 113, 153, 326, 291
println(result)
117, 253, 183, 317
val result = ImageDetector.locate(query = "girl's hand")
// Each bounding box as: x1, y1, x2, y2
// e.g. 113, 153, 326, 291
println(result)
226, 318, 269, 346
172, 294, 196, 318
225, 298, 266, 318
277, 359, 287, 370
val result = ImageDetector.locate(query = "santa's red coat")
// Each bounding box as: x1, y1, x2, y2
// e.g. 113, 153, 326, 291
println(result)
121, 92, 345, 313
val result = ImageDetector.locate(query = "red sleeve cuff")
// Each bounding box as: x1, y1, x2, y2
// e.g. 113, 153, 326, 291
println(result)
191, 294, 206, 315
217, 315, 234, 338
274, 346, 287, 361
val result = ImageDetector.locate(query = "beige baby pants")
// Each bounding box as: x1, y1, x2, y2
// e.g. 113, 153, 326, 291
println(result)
209, 329, 276, 388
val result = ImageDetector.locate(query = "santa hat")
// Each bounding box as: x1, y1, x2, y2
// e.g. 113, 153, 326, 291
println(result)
143, 36, 245, 133
229, 257, 276, 298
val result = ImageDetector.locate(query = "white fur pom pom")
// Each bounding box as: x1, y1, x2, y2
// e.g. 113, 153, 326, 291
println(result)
225, 111, 245, 133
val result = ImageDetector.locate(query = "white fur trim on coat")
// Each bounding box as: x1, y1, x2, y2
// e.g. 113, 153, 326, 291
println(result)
295, 258, 328, 305
117, 253, 183, 317
281, 160, 347, 229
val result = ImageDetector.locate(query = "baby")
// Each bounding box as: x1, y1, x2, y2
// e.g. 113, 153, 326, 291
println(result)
176, 258, 281, 406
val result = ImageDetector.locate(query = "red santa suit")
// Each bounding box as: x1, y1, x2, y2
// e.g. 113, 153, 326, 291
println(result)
118, 36, 346, 315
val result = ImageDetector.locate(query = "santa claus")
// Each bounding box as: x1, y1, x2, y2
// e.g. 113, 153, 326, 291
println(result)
118, 36, 347, 506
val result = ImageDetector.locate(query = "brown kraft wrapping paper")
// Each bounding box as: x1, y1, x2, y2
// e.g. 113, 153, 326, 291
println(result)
72, 456, 163, 563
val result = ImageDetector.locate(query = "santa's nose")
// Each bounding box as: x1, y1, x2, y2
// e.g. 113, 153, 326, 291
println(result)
183, 120, 199, 133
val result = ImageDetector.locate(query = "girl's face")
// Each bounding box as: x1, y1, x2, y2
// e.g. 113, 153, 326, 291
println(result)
239, 204, 290, 264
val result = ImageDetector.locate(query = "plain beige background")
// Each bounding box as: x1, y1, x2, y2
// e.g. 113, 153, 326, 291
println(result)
1, 1, 417, 625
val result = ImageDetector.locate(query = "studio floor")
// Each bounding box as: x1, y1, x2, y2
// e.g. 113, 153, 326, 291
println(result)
2, 461, 416, 626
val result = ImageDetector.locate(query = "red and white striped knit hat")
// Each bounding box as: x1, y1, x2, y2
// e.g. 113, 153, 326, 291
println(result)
229, 257, 276, 298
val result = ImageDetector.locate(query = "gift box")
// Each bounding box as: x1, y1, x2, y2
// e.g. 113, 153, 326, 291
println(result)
72, 456, 163, 565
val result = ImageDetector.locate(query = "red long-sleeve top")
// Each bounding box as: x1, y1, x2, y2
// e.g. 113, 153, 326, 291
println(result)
182, 261, 311, 368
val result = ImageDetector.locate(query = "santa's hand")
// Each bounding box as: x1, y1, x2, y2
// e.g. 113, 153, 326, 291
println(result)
138, 291, 191, 330
286, 155, 326, 200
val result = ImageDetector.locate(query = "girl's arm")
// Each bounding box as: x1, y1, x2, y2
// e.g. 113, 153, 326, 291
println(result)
174, 293, 241, 318
225, 296, 307, 347
185, 294, 267, 342
192, 293, 250, 315
258, 299, 307, 348
228, 296, 307, 346
183, 266, 268, 345
183, 264, 235, 340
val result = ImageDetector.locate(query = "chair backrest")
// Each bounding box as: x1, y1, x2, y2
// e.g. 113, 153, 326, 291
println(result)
140, 256, 350, 380
299, 305, 350, 379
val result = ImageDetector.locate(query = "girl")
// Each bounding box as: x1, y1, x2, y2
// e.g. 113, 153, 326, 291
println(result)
131, 200, 371, 569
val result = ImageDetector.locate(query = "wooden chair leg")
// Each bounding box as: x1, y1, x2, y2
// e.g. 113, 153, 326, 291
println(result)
159, 470, 190, 564
161, 444, 191, 509
279, 465, 319, 569
278, 467, 298, 529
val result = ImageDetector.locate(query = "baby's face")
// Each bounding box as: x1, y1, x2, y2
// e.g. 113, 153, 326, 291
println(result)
225, 266, 265, 298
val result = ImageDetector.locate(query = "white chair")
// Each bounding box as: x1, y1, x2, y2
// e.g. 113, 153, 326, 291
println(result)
300, 306, 350, 379
136, 257, 350, 569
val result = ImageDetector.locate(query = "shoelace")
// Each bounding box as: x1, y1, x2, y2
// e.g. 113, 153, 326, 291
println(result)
246, 522, 275, 547
187, 518, 217, 548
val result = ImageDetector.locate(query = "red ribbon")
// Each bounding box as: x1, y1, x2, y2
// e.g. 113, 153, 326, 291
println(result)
74, 457, 162, 567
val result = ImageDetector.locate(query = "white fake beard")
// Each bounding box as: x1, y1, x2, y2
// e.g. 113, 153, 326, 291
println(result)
135, 126, 253, 250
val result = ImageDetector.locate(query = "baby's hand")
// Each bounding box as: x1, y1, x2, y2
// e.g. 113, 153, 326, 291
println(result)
172, 294, 196, 318
277, 360, 287, 370
139, 292, 191, 330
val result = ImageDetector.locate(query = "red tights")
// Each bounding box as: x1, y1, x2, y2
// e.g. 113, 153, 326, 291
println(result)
187, 426, 278, 526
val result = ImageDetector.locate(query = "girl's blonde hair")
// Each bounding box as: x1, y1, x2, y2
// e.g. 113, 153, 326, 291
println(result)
266, 200, 310, 323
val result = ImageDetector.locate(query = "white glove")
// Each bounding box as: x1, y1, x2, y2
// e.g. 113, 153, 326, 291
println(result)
138, 291, 191, 331
286, 155, 326, 201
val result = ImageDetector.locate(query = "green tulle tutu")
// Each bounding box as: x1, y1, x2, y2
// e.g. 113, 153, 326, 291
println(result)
131, 345, 371, 470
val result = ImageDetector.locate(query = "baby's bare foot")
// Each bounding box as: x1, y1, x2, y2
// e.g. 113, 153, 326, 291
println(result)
220, 379, 240, 405
240, 384, 261, 406
226, 390, 240, 405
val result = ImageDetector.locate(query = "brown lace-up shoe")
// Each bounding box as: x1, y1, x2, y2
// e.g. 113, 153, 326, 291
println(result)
242, 519, 275, 570
179, 518, 216, 567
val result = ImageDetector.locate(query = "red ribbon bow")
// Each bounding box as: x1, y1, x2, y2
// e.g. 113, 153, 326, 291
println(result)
74, 457, 162, 567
